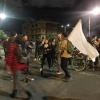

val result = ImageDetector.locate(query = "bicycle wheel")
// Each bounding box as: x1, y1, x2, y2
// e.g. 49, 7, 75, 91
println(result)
36, 55, 42, 64
72, 58, 86, 71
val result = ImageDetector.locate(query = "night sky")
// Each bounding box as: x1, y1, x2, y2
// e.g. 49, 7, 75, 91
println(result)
0, 0, 100, 33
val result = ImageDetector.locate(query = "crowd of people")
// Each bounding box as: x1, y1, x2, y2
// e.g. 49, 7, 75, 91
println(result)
87, 36, 100, 66
0, 32, 100, 99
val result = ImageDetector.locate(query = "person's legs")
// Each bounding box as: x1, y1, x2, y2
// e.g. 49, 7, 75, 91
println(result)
40, 54, 46, 76
35, 47, 38, 59
10, 71, 32, 99
61, 57, 71, 78
51, 53, 55, 67
47, 54, 52, 69
10, 72, 17, 98
56, 56, 62, 74
94, 57, 99, 66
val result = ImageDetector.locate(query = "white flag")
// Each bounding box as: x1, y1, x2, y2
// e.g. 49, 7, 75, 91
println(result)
68, 19, 99, 62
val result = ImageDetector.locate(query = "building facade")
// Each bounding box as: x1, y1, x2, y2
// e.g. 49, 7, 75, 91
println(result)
22, 20, 62, 41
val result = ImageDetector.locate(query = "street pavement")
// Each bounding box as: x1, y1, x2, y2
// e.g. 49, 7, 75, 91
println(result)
0, 62, 100, 100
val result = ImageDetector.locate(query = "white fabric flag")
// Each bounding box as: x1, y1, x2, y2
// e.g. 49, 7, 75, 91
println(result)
68, 19, 99, 62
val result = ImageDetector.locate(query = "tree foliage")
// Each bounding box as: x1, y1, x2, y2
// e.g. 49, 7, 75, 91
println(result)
0, 30, 7, 39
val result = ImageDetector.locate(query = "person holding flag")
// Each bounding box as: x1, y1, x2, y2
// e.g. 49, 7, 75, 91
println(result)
58, 33, 72, 80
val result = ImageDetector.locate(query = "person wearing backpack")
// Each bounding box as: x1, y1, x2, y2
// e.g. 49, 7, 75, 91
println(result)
58, 33, 72, 80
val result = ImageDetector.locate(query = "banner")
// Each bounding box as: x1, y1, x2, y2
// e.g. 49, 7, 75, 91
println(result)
68, 20, 99, 62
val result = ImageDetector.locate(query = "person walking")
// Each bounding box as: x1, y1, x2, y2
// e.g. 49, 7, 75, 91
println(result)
5, 33, 32, 99
40, 39, 52, 76
58, 33, 72, 80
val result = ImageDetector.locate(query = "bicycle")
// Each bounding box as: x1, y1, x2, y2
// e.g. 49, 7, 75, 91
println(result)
70, 50, 96, 72
70, 51, 86, 71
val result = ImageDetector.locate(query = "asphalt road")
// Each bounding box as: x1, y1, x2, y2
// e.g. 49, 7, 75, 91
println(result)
0, 62, 100, 100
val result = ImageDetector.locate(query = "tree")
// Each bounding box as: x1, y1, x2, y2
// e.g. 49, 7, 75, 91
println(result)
0, 30, 7, 39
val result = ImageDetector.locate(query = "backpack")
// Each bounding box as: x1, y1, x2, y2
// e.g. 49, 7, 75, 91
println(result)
67, 40, 74, 54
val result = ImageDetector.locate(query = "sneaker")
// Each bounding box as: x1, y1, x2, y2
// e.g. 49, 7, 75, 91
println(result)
56, 71, 63, 75
34, 58, 37, 61
40, 68, 43, 71
31, 78, 35, 81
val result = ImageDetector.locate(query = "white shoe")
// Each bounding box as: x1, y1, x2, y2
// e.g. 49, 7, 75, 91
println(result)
40, 68, 43, 72
34, 58, 37, 61
56, 71, 63, 75
30, 78, 35, 81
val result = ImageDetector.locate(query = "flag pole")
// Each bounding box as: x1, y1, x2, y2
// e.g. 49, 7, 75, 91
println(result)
88, 16, 91, 37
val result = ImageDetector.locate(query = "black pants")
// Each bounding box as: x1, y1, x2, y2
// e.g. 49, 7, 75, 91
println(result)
35, 47, 39, 58
51, 53, 56, 67
94, 57, 99, 66
41, 54, 52, 69
61, 57, 71, 78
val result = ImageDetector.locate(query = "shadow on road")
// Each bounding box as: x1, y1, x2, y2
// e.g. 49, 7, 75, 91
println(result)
0, 90, 9, 97
43, 96, 81, 100
0, 90, 29, 100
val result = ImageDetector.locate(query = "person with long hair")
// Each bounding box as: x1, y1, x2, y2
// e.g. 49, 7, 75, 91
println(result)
40, 39, 52, 76
5, 33, 32, 99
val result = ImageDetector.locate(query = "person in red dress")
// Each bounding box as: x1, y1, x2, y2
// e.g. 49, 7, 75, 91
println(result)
5, 33, 32, 99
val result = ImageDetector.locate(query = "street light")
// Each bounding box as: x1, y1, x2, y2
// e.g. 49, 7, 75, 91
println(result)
61, 25, 64, 28
61, 24, 70, 33
90, 7, 100, 15
88, 7, 100, 37
66, 24, 70, 27
0, 13, 7, 20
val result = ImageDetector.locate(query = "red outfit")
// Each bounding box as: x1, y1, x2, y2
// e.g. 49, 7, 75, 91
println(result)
5, 42, 27, 74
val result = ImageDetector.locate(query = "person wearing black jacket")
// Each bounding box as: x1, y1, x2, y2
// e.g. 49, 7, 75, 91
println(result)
40, 39, 52, 76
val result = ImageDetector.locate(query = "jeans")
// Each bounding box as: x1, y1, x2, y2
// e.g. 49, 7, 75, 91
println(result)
61, 57, 71, 78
